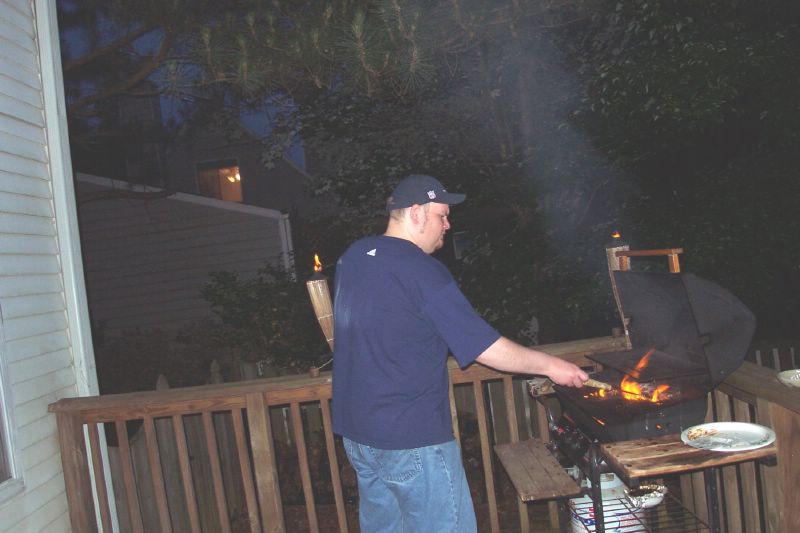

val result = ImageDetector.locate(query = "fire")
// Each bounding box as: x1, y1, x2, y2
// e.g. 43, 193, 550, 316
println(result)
583, 386, 608, 399
313, 254, 323, 273
611, 230, 621, 239
620, 348, 670, 402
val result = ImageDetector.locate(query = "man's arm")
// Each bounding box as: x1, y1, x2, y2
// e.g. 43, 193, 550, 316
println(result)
475, 336, 589, 387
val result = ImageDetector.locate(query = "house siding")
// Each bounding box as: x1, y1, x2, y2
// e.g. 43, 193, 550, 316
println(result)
77, 174, 293, 334
0, 0, 78, 531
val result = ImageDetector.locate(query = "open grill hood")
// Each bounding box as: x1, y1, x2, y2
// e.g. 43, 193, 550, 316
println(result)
555, 270, 756, 442
589, 271, 756, 389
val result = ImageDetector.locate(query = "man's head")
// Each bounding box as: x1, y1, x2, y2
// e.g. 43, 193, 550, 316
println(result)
384, 175, 465, 254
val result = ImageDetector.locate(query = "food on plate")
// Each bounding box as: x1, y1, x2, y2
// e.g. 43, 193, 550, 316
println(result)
685, 426, 718, 441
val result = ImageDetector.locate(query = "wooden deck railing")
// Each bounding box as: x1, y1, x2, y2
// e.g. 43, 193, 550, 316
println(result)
49, 336, 800, 532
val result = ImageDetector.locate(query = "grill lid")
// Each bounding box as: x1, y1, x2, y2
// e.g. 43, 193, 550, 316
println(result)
591, 271, 755, 387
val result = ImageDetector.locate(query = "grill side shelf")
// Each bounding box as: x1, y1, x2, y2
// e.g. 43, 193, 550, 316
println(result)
600, 434, 777, 482
494, 438, 582, 502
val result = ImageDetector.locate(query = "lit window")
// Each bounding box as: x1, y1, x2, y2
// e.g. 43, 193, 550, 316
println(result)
196, 159, 242, 202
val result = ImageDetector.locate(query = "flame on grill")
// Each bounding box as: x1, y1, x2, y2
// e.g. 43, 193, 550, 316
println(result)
313, 254, 323, 273
584, 388, 609, 399
620, 348, 670, 402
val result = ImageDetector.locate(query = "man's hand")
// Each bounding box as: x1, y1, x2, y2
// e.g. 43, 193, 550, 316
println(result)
545, 357, 589, 388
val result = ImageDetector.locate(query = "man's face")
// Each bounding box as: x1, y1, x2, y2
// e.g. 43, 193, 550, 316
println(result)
417, 202, 451, 254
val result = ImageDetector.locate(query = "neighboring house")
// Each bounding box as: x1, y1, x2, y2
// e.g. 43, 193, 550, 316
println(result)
164, 127, 323, 216
0, 0, 98, 531
75, 173, 294, 337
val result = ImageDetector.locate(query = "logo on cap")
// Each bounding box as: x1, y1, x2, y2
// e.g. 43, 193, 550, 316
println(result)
427, 190, 436, 199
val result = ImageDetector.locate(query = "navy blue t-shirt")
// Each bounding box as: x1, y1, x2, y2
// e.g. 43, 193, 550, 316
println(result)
331, 235, 500, 449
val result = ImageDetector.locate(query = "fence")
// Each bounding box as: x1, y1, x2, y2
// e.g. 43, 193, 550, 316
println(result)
746, 340, 797, 371
49, 337, 800, 532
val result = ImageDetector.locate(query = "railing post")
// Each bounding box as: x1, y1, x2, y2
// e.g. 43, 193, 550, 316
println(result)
756, 396, 780, 533
246, 392, 286, 533
768, 402, 800, 532
55, 411, 98, 532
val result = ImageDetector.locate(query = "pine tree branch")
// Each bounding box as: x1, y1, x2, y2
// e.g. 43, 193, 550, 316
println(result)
68, 29, 176, 115
62, 24, 158, 75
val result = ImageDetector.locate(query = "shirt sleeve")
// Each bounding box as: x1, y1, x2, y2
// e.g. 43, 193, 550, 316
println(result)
422, 281, 501, 368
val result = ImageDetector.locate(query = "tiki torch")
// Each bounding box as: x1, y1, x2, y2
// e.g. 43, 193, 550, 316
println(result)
306, 254, 334, 353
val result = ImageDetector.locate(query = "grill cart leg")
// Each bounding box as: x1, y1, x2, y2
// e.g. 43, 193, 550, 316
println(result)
589, 445, 606, 533
704, 467, 722, 533
557, 501, 571, 533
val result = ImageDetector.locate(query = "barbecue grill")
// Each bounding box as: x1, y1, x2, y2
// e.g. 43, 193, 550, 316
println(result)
546, 247, 756, 532
555, 269, 756, 443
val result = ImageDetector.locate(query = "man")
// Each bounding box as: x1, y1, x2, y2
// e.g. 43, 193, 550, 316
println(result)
332, 174, 588, 532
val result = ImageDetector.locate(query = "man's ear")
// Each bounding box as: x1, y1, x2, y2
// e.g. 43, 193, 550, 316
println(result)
408, 204, 423, 226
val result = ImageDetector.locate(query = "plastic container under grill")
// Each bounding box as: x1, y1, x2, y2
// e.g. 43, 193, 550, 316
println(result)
570, 473, 645, 532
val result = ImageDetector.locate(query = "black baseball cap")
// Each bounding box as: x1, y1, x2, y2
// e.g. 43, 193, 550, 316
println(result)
385, 174, 466, 211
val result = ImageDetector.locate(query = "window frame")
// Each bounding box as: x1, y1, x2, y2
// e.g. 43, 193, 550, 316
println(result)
0, 320, 24, 503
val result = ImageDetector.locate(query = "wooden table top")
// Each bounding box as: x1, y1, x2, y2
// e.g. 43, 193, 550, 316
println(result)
600, 433, 777, 483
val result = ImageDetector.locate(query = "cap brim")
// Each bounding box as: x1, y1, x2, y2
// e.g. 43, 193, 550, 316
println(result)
385, 192, 466, 211
439, 192, 466, 205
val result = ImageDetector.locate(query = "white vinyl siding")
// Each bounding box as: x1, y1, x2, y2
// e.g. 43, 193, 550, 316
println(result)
0, 0, 86, 531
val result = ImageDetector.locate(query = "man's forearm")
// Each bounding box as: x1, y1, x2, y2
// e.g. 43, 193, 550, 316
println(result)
475, 336, 588, 387
475, 337, 554, 374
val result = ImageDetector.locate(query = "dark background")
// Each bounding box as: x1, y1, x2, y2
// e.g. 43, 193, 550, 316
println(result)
58, 0, 800, 391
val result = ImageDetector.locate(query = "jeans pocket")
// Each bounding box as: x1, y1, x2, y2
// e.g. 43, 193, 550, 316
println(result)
371, 447, 423, 483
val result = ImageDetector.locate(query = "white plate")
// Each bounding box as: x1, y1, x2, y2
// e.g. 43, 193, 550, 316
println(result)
777, 369, 800, 389
681, 422, 776, 452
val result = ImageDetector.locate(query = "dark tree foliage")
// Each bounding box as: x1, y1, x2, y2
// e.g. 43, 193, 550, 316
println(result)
566, 0, 800, 337
64, 0, 798, 379
201, 265, 329, 370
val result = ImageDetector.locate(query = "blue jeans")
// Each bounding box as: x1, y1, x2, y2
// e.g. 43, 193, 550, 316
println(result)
343, 438, 477, 533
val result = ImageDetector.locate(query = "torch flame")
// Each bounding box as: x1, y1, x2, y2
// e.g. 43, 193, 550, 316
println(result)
313, 254, 323, 273
620, 347, 670, 402
611, 230, 621, 239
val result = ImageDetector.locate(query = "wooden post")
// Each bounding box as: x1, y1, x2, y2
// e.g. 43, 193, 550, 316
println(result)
535, 398, 560, 528
756, 396, 779, 533
55, 411, 98, 532
289, 402, 319, 533
733, 398, 760, 532
768, 403, 800, 532
667, 251, 681, 273
501, 376, 530, 532
246, 393, 286, 533
319, 397, 350, 533
473, 382, 500, 533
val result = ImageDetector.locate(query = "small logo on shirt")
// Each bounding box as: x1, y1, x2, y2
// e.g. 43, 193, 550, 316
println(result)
427, 190, 436, 199
367, 248, 377, 256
